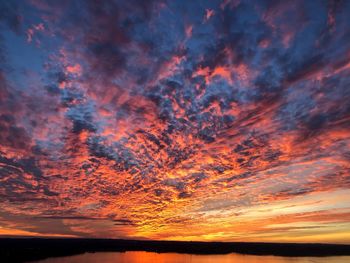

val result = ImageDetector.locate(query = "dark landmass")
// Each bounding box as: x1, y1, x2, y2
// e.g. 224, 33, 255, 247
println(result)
0, 238, 350, 262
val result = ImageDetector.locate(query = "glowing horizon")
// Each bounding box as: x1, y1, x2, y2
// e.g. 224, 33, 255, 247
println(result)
0, 0, 350, 244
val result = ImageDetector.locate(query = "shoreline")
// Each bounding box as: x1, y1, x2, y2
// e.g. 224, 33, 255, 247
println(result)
1, 238, 350, 262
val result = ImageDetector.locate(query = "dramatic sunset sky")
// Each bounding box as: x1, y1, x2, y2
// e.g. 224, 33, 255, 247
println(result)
0, 0, 350, 243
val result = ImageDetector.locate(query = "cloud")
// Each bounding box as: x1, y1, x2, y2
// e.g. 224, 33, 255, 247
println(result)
0, 0, 349, 243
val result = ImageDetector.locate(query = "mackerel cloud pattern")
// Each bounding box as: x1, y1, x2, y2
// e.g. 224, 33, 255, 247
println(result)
0, 0, 350, 242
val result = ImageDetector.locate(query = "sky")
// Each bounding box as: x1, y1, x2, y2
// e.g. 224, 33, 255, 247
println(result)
0, 0, 350, 244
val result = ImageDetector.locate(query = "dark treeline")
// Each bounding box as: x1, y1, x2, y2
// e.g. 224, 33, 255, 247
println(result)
1, 238, 350, 262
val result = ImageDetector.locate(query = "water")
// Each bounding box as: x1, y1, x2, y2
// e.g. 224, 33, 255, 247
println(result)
34, 251, 350, 263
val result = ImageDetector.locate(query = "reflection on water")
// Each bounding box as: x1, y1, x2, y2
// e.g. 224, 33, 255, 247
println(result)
35, 251, 350, 263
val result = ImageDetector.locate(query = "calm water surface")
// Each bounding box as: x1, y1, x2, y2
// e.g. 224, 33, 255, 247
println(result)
34, 251, 350, 263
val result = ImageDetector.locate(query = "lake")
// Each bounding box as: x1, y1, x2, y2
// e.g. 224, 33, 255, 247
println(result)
34, 251, 350, 263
